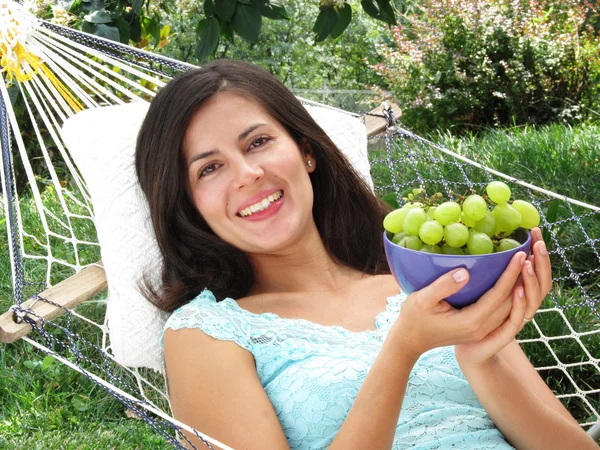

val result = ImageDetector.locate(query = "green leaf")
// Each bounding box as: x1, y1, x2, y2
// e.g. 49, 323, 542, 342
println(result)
81, 0, 104, 13
195, 17, 220, 61
23, 360, 42, 370
361, 0, 395, 25
82, 22, 120, 41
231, 3, 262, 43
382, 192, 400, 209
113, 16, 131, 44
376, 0, 396, 26
215, 0, 236, 21
261, 0, 288, 20
329, 3, 352, 39
542, 200, 559, 246
204, 0, 215, 17
56, 0, 76, 11
42, 356, 55, 371
132, 0, 144, 15
313, 5, 338, 43
130, 16, 142, 42
71, 394, 91, 412
218, 17, 235, 43
143, 17, 160, 45
84, 9, 112, 24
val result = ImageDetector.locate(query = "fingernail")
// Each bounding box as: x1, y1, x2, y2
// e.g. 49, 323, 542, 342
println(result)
453, 269, 468, 283
518, 287, 524, 298
520, 252, 526, 265
538, 242, 547, 256
526, 261, 534, 276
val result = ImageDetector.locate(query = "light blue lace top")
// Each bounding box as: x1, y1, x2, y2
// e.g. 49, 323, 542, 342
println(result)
164, 289, 514, 450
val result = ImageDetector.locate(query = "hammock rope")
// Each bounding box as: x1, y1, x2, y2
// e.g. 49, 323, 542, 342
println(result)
1, 0, 599, 446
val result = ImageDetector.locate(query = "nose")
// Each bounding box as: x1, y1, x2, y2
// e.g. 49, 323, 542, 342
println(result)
233, 157, 264, 189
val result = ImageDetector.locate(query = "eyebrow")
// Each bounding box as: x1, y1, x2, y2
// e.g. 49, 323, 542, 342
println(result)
187, 123, 268, 168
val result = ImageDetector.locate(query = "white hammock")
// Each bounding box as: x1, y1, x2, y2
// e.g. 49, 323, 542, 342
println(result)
1, 0, 599, 447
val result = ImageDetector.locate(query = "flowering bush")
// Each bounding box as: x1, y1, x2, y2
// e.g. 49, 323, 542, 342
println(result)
371, 0, 600, 133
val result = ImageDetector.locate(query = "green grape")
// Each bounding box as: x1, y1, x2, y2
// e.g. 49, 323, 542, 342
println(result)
404, 208, 428, 236
473, 211, 497, 238
412, 188, 422, 195
427, 206, 437, 219
497, 238, 521, 252
493, 203, 522, 234
404, 202, 423, 209
400, 235, 423, 250
419, 220, 444, 245
420, 244, 443, 254
444, 222, 469, 248
486, 181, 511, 204
511, 200, 540, 228
460, 211, 477, 228
383, 208, 409, 233
392, 231, 408, 245
434, 201, 461, 226
467, 232, 494, 255
462, 194, 487, 222
442, 243, 464, 255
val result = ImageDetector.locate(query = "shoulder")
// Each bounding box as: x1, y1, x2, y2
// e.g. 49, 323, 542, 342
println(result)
162, 289, 254, 353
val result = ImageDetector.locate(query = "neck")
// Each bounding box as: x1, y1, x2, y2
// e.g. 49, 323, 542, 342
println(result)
247, 226, 363, 296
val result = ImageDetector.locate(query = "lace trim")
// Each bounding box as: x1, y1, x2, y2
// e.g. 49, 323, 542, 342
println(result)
221, 290, 406, 336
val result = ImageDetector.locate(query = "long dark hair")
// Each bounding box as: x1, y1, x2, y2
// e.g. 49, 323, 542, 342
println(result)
135, 60, 390, 312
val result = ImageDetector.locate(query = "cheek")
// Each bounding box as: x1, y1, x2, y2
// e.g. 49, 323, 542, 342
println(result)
191, 183, 227, 224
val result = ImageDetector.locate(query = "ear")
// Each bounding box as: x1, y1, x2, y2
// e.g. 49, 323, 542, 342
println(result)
302, 140, 316, 173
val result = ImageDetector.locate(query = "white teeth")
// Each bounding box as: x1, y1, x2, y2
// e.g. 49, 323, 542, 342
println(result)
239, 190, 283, 217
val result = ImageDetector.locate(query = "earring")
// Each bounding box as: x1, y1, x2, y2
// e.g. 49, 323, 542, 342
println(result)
307, 160, 313, 167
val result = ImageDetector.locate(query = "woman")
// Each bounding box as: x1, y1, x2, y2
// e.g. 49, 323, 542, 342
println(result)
135, 60, 596, 449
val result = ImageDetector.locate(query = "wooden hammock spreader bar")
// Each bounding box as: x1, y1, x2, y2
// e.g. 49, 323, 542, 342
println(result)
0, 103, 399, 344
0, 264, 107, 343
364, 103, 402, 137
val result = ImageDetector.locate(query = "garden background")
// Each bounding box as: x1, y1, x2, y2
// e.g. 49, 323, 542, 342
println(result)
1, 0, 599, 447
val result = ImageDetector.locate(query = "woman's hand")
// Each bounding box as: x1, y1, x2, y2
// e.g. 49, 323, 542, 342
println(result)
454, 227, 552, 368
391, 247, 523, 359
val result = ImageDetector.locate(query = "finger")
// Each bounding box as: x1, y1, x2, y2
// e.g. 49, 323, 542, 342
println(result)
466, 251, 526, 319
480, 291, 513, 336
522, 258, 541, 320
532, 236, 552, 297
415, 268, 470, 308
483, 287, 527, 348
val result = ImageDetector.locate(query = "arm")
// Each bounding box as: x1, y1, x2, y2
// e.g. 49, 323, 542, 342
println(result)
164, 326, 418, 450
455, 229, 597, 449
460, 343, 597, 450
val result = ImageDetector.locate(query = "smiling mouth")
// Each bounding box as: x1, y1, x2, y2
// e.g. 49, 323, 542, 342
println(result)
237, 190, 284, 217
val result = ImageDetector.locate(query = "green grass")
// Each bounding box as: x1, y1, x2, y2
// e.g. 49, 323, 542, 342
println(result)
1, 122, 599, 447
0, 190, 172, 448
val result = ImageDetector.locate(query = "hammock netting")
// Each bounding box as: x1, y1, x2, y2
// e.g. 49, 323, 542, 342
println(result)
1, 1, 598, 447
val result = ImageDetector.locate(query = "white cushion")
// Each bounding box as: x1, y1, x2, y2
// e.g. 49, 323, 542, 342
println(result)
62, 100, 373, 372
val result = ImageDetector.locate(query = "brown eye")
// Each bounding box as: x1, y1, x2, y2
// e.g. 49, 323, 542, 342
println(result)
199, 163, 219, 178
249, 136, 270, 150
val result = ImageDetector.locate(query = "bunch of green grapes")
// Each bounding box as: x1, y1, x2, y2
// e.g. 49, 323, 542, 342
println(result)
383, 181, 540, 255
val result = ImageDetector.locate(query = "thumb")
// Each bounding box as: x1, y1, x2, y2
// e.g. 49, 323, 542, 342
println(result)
414, 268, 470, 308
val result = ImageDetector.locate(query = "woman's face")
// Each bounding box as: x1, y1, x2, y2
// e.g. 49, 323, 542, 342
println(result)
183, 91, 317, 255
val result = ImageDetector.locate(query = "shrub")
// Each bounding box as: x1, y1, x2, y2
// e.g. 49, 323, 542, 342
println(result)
371, 0, 600, 134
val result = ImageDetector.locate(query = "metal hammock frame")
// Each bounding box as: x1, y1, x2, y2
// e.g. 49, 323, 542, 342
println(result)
1, 3, 599, 447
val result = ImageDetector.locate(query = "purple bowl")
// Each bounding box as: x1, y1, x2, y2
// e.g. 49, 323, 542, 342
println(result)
383, 228, 531, 308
